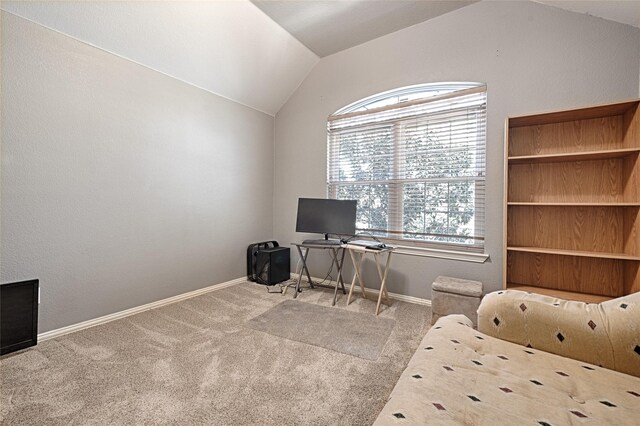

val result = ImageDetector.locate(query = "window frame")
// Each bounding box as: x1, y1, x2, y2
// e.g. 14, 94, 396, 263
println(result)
327, 83, 488, 258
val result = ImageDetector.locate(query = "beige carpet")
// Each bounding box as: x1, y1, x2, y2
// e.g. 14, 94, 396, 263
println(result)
0, 281, 431, 425
246, 300, 396, 361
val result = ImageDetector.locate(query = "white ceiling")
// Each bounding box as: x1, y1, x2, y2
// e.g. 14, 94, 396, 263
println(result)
0, 0, 319, 115
536, 1, 640, 29
252, 0, 640, 58
2, 1, 638, 116
251, 0, 477, 57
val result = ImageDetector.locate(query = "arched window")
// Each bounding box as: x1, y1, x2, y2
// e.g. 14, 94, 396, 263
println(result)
327, 82, 486, 251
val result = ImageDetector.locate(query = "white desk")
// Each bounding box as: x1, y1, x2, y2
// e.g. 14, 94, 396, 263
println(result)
343, 244, 394, 315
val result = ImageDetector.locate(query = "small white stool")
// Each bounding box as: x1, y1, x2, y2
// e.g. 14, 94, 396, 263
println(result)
431, 276, 483, 327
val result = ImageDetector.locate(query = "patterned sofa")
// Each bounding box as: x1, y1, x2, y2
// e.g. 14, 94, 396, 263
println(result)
374, 290, 640, 425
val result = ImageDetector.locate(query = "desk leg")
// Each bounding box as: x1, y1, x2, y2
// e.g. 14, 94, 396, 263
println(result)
375, 252, 393, 316
347, 250, 358, 305
357, 253, 367, 298
294, 246, 312, 298
302, 248, 314, 289
374, 252, 390, 301
338, 248, 347, 295
347, 250, 367, 306
331, 248, 347, 306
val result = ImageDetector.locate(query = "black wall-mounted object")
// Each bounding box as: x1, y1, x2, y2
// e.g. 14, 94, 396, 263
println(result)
1, 279, 39, 355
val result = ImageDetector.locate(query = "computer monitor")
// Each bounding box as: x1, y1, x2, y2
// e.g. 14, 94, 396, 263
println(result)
295, 198, 357, 239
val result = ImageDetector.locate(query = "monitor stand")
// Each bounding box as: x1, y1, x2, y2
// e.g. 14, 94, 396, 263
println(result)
302, 234, 341, 246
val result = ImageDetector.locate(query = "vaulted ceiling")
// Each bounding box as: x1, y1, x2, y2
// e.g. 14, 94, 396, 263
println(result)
535, 1, 640, 29
2, 1, 639, 116
251, 0, 477, 57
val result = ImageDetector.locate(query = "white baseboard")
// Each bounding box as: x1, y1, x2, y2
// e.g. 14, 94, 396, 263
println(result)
38, 277, 247, 342
289, 273, 431, 307
39, 273, 430, 342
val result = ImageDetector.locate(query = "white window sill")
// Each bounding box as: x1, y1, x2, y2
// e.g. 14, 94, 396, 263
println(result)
393, 245, 489, 263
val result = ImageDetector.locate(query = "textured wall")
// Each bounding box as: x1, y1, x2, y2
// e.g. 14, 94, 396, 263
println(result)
274, 1, 640, 300
1, 12, 274, 332
0, 1, 319, 114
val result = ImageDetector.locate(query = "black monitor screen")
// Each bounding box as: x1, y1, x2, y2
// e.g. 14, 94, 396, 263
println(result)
295, 198, 357, 237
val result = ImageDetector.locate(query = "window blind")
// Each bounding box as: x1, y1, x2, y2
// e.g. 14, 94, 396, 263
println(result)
327, 85, 487, 251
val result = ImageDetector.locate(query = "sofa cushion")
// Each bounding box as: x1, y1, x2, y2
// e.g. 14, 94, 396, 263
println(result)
478, 290, 640, 377
432, 275, 482, 297
374, 315, 640, 425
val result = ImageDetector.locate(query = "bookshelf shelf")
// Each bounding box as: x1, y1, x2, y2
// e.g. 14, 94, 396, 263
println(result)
508, 147, 640, 164
507, 246, 640, 261
507, 202, 640, 206
504, 99, 640, 300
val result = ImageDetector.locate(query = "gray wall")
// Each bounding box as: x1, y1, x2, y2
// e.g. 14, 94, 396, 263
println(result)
274, 1, 640, 300
1, 12, 274, 333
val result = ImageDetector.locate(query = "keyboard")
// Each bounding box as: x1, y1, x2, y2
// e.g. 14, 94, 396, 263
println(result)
347, 240, 377, 247
302, 239, 342, 246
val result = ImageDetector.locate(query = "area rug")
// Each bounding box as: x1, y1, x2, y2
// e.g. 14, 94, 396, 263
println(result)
246, 299, 396, 360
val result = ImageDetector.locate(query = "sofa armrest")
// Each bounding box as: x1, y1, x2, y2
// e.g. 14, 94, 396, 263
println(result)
477, 290, 640, 377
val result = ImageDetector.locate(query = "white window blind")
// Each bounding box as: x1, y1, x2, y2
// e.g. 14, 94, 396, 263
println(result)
327, 84, 487, 252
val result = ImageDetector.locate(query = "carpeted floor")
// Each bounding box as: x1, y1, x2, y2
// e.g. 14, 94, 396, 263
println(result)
246, 299, 397, 361
0, 281, 431, 425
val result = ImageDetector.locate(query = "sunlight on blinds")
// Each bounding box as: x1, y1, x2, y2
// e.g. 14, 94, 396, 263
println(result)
327, 84, 487, 251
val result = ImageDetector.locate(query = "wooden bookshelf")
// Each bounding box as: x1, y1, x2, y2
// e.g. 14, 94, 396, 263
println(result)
504, 99, 640, 302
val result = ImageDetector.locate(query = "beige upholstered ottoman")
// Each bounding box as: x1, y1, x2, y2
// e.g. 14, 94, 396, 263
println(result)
431, 276, 483, 326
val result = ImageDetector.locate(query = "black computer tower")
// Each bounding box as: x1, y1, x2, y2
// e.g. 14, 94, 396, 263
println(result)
255, 247, 290, 285
247, 240, 279, 282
